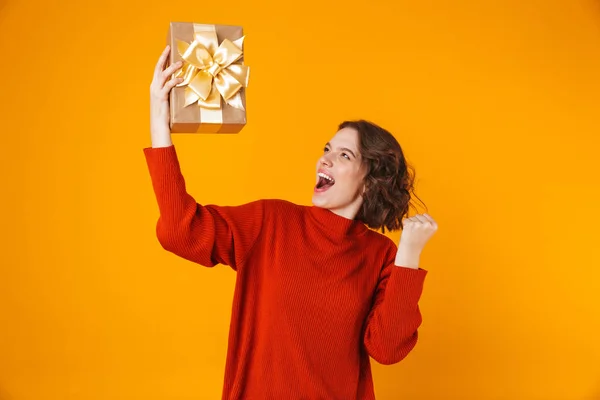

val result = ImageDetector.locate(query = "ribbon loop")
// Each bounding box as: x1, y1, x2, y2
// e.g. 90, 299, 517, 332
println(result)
207, 62, 223, 77
174, 28, 248, 111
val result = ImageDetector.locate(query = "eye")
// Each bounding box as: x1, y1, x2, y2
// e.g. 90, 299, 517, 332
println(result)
323, 146, 330, 153
341, 153, 350, 160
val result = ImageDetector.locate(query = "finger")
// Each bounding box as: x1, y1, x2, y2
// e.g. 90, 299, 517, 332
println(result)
412, 214, 429, 224
422, 213, 438, 229
158, 61, 184, 87
413, 214, 435, 228
153, 45, 171, 80
402, 216, 415, 227
421, 213, 434, 223
161, 60, 183, 79
161, 76, 184, 96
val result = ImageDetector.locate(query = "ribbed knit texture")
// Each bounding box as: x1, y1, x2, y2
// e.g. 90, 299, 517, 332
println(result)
144, 145, 428, 400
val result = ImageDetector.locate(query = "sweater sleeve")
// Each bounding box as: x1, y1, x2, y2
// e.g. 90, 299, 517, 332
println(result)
143, 145, 264, 270
363, 247, 428, 365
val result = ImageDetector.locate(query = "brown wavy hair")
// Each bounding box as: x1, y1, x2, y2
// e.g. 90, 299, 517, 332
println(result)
339, 120, 427, 233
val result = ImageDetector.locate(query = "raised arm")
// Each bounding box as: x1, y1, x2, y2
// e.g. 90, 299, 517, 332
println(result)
144, 46, 264, 271
363, 213, 437, 364
363, 247, 427, 365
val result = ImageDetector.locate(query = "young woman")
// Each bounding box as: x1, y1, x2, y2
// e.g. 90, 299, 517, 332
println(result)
145, 45, 438, 400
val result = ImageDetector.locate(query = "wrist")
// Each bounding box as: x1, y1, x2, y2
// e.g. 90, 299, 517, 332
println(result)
151, 131, 173, 148
395, 246, 421, 269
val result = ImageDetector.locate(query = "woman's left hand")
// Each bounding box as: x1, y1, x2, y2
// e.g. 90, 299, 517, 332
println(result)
395, 213, 438, 269
400, 214, 438, 251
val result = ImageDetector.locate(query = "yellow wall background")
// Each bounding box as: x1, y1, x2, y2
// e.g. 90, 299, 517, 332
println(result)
1, 0, 599, 399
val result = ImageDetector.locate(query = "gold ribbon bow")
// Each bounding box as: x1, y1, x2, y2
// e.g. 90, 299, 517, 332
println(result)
174, 28, 249, 111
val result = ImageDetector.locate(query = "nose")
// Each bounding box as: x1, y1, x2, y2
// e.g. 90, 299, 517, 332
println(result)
319, 153, 333, 167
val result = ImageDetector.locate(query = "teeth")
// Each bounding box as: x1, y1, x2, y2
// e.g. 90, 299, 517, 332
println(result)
318, 172, 334, 182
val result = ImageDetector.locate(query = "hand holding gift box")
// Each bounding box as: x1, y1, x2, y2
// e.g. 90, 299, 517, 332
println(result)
167, 22, 249, 134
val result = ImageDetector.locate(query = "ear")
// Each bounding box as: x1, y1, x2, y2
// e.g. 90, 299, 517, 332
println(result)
360, 171, 367, 196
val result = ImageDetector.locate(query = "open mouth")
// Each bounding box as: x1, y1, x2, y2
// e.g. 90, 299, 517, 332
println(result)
315, 172, 335, 191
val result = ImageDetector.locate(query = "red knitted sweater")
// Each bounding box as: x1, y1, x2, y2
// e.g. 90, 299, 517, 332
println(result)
144, 145, 427, 400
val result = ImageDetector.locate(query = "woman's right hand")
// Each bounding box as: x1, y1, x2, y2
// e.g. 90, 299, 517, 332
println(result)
149, 45, 183, 148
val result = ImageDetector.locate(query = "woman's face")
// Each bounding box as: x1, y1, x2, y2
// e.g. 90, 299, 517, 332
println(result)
311, 127, 367, 220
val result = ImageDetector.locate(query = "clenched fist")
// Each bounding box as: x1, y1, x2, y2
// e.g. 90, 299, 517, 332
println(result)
395, 213, 438, 269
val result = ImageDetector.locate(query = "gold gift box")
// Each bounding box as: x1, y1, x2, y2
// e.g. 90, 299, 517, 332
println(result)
167, 21, 249, 133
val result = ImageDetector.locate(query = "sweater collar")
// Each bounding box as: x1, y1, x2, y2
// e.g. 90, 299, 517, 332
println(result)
308, 206, 368, 237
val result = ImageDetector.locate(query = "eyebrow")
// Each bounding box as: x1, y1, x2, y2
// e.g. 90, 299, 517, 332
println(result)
325, 142, 357, 158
